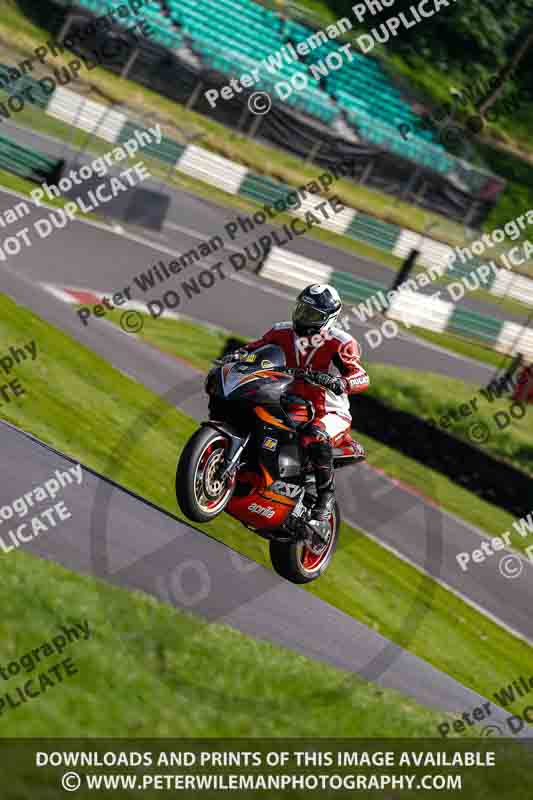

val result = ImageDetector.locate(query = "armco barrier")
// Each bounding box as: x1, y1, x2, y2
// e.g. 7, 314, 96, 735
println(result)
257, 253, 533, 359
117, 123, 186, 165
347, 214, 400, 251
0, 134, 63, 185
239, 173, 289, 206
47, 89, 533, 355
46, 88, 128, 142
177, 145, 248, 195
23, 82, 533, 307
12, 83, 533, 326
260, 247, 334, 292
350, 393, 533, 519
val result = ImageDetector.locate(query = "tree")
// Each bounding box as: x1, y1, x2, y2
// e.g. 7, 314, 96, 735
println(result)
478, 22, 533, 116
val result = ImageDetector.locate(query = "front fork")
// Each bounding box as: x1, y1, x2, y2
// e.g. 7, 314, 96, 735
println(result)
200, 422, 250, 484
219, 433, 250, 482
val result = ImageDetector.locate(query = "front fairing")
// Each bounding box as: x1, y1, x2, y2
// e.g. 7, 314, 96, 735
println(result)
219, 345, 291, 404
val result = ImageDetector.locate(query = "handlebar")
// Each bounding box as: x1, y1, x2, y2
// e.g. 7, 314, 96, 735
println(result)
280, 367, 325, 382
213, 358, 327, 384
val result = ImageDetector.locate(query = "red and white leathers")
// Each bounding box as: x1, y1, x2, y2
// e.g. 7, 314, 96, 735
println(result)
243, 321, 370, 446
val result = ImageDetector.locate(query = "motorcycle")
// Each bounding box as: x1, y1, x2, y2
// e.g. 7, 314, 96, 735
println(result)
176, 344, 363, 584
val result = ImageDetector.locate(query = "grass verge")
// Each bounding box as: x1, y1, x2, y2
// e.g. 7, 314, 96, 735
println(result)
0, 545, 450, 738
106, 308, 526, 547
2, 161, 521, 375
0, 0, 469, 244
402, 325, 513, 371
3, 289, 531, 731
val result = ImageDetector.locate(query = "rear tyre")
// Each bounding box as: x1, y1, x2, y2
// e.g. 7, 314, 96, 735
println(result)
176, 427, 234, 523
269, 501, 340, 584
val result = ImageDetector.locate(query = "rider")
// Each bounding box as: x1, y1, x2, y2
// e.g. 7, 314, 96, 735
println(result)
232, 284, 369, 540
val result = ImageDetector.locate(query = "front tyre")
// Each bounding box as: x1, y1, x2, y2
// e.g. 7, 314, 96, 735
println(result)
269, 501, 340, 584
176, 427, 234, 523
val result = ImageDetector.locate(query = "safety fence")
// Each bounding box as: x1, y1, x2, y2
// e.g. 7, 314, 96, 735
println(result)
19, 83, 533, 304
0, 133, 63, 185
258, 247, 533, 361
6, 85, 533, 355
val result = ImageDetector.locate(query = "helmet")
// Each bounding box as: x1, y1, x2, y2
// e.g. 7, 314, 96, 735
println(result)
292, 284, 342, 336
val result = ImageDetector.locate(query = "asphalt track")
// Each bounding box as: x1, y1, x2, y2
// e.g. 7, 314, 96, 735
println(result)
2, 419, 530, 735
2, 116, 529, 329
1, 169, 532, 644
0, 127, 531, 727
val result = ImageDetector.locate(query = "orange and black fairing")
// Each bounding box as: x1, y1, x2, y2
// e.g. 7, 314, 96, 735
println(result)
226, 462, 298, 531
207, 344, 306, 533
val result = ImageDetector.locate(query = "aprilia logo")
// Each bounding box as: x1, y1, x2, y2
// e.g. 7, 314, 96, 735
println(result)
248, 503, 275, 519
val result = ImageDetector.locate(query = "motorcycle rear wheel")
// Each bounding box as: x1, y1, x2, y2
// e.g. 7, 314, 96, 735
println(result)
269, 501, 340, 584
176, 427, 234, 522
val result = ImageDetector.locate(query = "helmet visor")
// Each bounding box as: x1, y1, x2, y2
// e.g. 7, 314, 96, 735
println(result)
293, 301, 328, 326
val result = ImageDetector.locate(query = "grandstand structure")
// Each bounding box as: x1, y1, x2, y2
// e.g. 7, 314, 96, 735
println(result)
56, 0, 504, 224
73, 0, 451, 168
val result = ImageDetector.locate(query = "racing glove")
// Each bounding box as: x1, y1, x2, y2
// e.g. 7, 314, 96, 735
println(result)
311, 372, 347, 396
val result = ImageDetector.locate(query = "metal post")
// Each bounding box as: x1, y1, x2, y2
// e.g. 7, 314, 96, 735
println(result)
305, 140, 321, 165
61, 92, 89, 160
236, 102, 249, 132
77, 100, 123, 169
186, 79, 204, 111
464, 201, 479, 228
121, 46, 140, 79
401, 165, 421, 199
359, 159, 374, 186
56, 14, 73, 46
249, 113, 263, 139
414, 178, 427, 206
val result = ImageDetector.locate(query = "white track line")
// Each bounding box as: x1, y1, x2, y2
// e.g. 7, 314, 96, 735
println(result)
347, 516, 533, 647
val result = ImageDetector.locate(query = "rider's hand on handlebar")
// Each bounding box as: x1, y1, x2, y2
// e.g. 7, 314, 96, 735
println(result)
307, 371, 347, 395
287, 368, 347, 395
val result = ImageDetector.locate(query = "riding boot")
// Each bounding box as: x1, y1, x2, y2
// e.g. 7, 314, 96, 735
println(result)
308, 447, 335, 542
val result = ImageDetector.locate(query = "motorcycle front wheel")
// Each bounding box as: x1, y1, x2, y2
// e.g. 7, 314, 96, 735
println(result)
176, 427, 234, 523
269, 501, 340, 584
